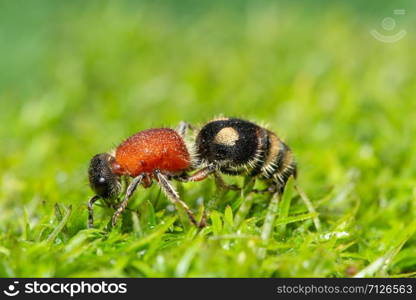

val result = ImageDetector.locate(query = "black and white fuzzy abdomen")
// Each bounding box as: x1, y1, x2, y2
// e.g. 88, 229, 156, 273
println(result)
195, 118, 297, 191
259, 131, 297, 189
195, 118, 261, 169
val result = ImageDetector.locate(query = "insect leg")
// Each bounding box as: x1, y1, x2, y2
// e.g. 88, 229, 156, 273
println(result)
155, 170, 205, 228
111, 174, 144, 226
177, 163, 216, 182
87, 195, 100, 228
176, 121, 195, 138
214, 172, 241, 191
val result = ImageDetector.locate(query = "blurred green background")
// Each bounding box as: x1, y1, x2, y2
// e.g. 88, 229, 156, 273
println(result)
1, 0, 416, 277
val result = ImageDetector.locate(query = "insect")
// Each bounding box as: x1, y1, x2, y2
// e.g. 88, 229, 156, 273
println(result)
178, 118, 296, 192
87, 128, 205, 228
178, 117, 320, 230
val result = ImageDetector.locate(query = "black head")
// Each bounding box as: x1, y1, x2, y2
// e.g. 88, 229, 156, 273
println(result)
88, 153, 121, 199
196, 118, 260, 167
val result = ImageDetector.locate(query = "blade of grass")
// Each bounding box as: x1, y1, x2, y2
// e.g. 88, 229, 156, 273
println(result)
258, 193, 280, 259
46, 205, 72, 244
355, 221, 416, 278
146, 199, 156, 228
278, 178, 294, 234
261, 193, 280, 241
210, 211, 223, 235
175, 239, 202, 277
234, 178, 256, 227
295, 182, 321, 231
224, 205, 234, 229
274, 212, 318, 226
127, 216, 176, 252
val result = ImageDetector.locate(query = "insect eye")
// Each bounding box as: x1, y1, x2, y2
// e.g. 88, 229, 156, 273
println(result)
99, 177, 106, 183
